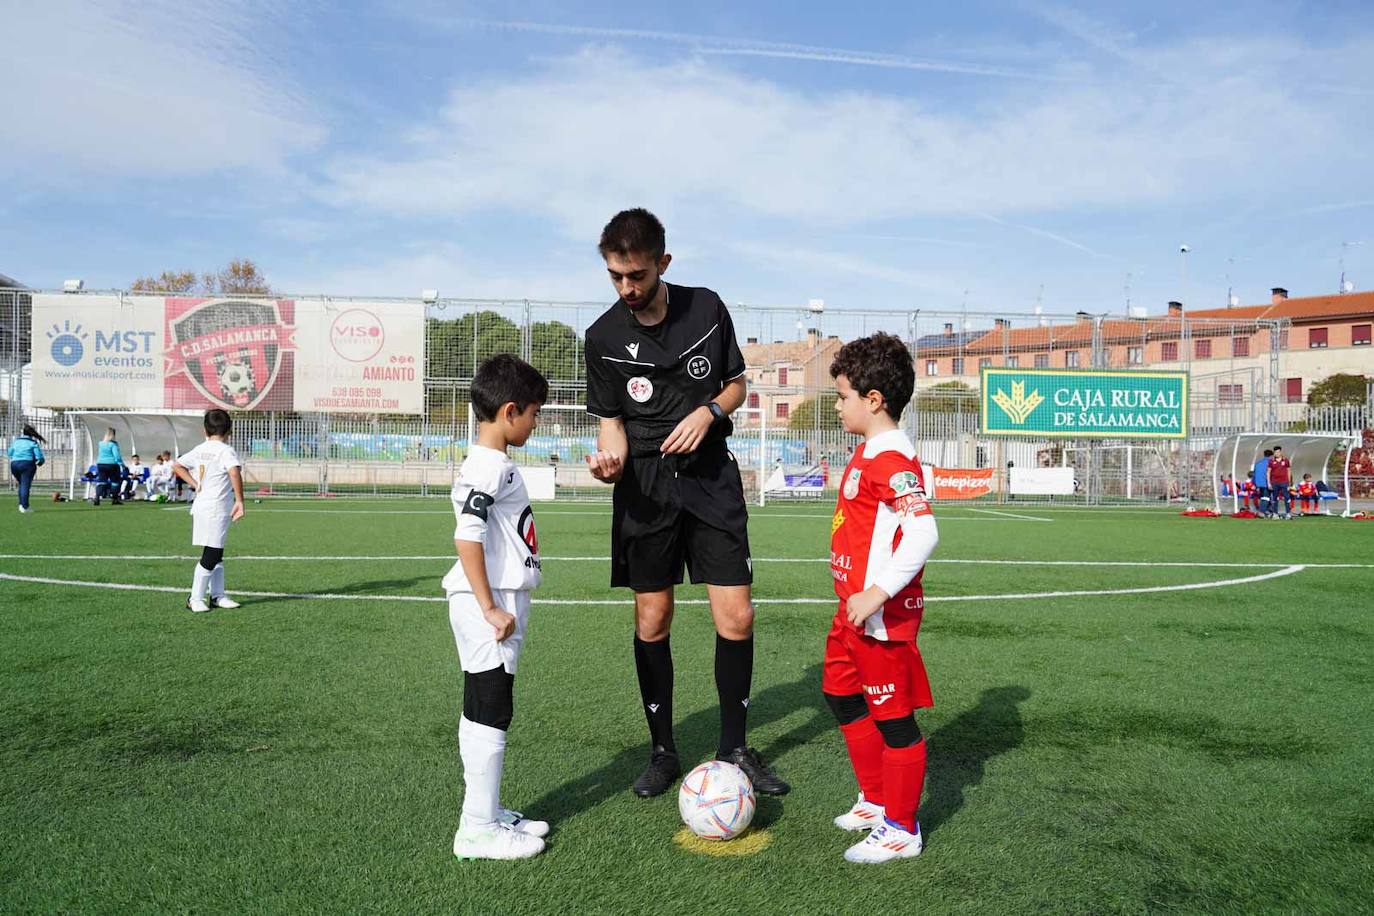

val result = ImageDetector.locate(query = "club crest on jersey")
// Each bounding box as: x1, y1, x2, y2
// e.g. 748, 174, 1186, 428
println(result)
518, 505, 539, 555
625, 342, 640, 359
843, 468, 862, 500
686, 355, 711, 379
889, 471, 923, 496
627, 376, 653, 403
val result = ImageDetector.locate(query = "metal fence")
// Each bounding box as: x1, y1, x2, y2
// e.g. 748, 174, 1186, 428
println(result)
3, 287, 1371, 504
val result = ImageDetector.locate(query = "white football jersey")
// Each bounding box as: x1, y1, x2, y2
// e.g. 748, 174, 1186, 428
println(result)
442, 445, 542, 593
176, 439, 242, 518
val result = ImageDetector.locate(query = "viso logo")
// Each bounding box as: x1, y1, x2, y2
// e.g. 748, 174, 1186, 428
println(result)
329, 308, 385, 362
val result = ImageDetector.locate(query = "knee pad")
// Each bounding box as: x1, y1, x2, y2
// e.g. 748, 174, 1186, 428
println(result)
199, 546, 224, 571
875, 715, 921, 748
824, 692, 869, 726
463, 667, 515, 731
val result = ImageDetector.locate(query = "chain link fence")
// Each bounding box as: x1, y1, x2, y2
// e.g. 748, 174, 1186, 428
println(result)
3, 287, 1370, 504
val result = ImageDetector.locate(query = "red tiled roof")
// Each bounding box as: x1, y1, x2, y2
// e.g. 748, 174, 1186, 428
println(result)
1189, 290, 1374, 322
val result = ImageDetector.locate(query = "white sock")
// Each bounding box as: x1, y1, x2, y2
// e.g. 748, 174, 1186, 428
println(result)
210, 563, 225, 598
458, 715, 506, 831
191, 564, 212, 602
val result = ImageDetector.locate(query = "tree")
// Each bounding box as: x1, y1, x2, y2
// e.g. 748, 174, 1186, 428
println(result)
914, 381, 977, 414
788, 395, 843, 432
1307, 373, 1370, 407
130, 259, 271, 295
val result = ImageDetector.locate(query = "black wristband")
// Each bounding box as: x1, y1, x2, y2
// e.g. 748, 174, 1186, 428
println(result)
706, 402, 725, 422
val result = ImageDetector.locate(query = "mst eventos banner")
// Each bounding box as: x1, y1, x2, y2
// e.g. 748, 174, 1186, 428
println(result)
32, 295, 424, 414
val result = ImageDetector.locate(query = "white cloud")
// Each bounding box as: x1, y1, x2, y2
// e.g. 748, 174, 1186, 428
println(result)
0, 1, 324, 177
315, 40, 1369, 235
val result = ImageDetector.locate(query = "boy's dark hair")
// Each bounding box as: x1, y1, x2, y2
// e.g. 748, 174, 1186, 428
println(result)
1272, 445, 1283, 452
1263, 449, 1273, 457
598, 208, 666, 260
829, 332, 915, 420
204, 408, 232, 437
471, 354, 549, 422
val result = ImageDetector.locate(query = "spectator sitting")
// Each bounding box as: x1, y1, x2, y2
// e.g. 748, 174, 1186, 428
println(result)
148, 455, 174, 499
1296, 474, 1319, 515
123, 454, 149, 500
1219, 473, 1233, 497
1240, 471, 1258, 512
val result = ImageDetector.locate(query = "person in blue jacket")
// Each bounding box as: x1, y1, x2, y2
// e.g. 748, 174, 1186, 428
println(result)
1252, 449, 1272, 517
94, 427, 125, 506
7, 424, 46, 513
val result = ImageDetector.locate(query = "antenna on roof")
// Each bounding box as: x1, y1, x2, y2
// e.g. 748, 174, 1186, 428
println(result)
1340, 241, 1364, 293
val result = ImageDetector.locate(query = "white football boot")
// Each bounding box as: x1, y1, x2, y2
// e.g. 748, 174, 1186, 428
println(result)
209, 596, 242, 609
834, 794, 885, 831
498, 808, 550, 838
452, 822, 545, 860
844, 819, 923, 864
186, 597, 212, 613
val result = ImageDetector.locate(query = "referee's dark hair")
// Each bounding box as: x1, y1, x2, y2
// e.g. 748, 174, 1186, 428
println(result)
204, 408, 232, 437
829, 332, 915, 421
471, 354, 549, 422
598, 208, 666, 260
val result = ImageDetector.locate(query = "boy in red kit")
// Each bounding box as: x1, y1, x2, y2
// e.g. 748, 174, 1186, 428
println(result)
1241, 472, 1259, 511
1296, 474, 1318, 514
823, 333, 939, 864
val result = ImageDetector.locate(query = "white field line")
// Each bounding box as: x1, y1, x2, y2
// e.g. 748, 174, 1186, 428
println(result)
967, 508, 1052, 521
0, 564, 1313, 605
157, 506, 1041, 521
3, 554, 1371, 569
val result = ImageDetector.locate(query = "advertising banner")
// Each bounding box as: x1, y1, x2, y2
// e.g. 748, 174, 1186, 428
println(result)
1010, 467, 1076, 495
931, 467, 995, 500
32, 295, 424, 414
981, 368, 1188, 439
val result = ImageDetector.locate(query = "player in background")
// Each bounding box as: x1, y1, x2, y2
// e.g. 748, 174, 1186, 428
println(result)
171, 409, 244, 613
1296, 474, 1318, 514
823, 333, 939, 864
447, 355, 550, 861
1269, 445, 1293, 519
1253, 449, 1272, 517
1241, 472, 1258, 512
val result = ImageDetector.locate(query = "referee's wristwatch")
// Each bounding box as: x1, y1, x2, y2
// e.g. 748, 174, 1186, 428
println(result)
705, 402, 725, 424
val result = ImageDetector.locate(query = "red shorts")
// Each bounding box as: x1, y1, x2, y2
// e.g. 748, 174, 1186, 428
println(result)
821, 613, 933, 719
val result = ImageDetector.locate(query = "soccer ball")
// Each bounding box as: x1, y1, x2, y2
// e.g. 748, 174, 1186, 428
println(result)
678, 760, 756, 841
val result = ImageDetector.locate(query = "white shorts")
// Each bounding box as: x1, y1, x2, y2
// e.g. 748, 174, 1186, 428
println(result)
448, 589, 530, 675
192, 512, 232, 548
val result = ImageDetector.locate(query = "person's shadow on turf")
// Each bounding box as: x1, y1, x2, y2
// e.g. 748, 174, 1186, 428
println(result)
922, 685, 1031, 837
523, 662, 831, 826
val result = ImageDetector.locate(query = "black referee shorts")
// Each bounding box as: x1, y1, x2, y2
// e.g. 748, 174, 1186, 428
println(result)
611, 442, 753, 592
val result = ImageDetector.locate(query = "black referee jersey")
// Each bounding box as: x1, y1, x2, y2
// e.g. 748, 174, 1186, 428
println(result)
584, 283, 747, 457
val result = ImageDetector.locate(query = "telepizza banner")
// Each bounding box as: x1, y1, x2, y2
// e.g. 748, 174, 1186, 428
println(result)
32, 295, 424, 414
981, 368, 1188, 439
931, 467, 995, 500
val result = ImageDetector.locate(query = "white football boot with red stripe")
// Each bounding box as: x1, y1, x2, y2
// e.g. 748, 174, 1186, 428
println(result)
833, 794, 885, 831
843, 818, 923, 863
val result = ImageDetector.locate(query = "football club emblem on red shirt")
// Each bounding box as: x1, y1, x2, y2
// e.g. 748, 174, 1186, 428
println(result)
842, 468, 862, 500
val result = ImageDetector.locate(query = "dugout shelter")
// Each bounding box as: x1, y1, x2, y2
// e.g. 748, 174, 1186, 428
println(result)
1212, 432, 1359, 516
66, 411, 208, 500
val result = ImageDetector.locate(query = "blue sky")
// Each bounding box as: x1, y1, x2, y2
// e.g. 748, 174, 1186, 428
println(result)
4, 0, 1374, 316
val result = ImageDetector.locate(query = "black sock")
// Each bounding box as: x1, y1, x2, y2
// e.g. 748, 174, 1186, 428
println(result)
633, 636, 675, 753
715, 634, 754, 757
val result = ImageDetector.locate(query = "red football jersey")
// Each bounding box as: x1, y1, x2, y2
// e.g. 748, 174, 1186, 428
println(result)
1297, 481, 1317, 498
1269, 456, 1292, 485
830, 430, 934, 642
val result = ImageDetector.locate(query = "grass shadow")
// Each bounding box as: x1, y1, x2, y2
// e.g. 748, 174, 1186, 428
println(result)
922, 685, 1031, 836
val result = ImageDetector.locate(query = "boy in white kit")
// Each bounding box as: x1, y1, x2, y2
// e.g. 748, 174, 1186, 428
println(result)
448, 355, 550, 861
172, 409, 245, 613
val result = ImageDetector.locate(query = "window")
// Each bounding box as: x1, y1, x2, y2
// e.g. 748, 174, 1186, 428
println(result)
1309, 327, 1328, 349
1232, 337, 1249, 357
1034, 354, 1049, 368
1195, 338, 1212, 359
1219, 384, 1244, 403
1161, 341, 1178, 361
1354, 324, 1372, 346
951, 357, 965, 375
775, 402, 789, 419
778, 367, 789, 385
1127, 346, 1143, 365
1285, 378, 1303, 403
925, 359, 938, 376
978, 357, 992, 369
1279, 329, 1289, 349
1065, 351, 1080, 368
1006, 355, 1019, 368
747, 392, 759, 409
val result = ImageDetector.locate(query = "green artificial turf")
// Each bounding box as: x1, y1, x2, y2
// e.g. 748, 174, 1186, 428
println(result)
2, 498, 1372, 914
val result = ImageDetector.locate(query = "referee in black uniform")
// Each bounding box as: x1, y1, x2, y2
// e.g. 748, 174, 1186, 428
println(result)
584, 208, 789, 798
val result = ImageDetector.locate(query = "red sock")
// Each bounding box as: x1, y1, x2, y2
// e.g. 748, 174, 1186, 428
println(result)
838, 717, 886, 806
882, 740, 927, 834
